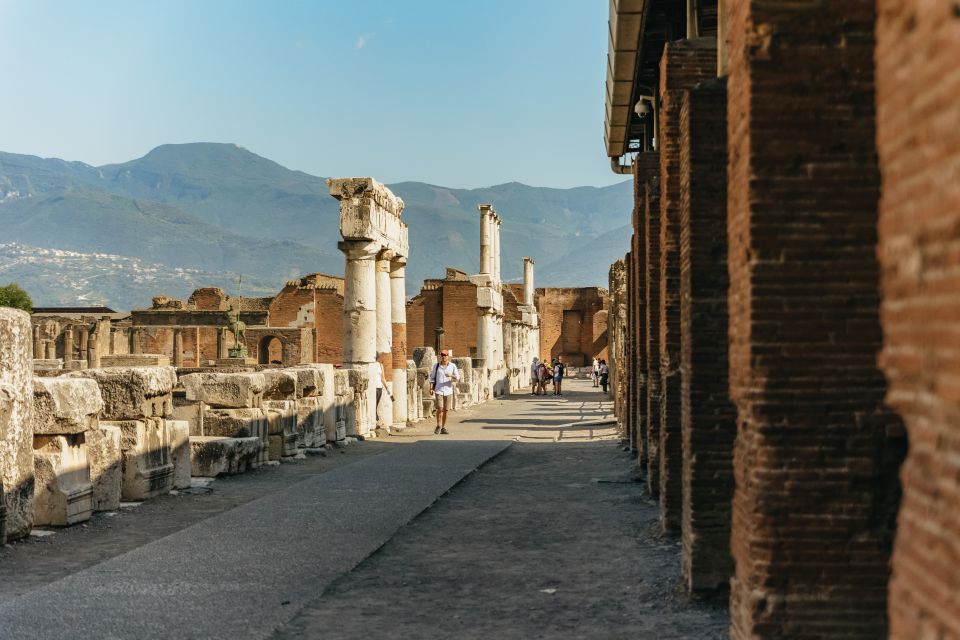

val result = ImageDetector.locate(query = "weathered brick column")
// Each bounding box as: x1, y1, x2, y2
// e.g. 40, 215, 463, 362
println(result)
876, 1, 960, 637
679, 78, 734, 594
0, 308, 34, 543
632, 153, 658, 476
657, 38, 717, 534
644, 177, 662, 496
726, 2, 903, 636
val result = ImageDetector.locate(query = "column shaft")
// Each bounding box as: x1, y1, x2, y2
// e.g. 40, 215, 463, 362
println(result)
523, 258, 535, 306
390, 261, 408, 426
479, 205, 492, 275
172, 328, 184, 367
63, 326, 74, 363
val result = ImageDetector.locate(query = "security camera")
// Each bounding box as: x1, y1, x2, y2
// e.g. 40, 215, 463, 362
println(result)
634, 100, 650, 118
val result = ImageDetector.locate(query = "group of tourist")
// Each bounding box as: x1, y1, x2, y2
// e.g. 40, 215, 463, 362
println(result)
591, 357, 609, 393
529, 357, 568, 396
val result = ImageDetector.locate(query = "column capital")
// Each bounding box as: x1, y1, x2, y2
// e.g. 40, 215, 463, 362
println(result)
390, 255, 407, 269
338, 240, 381, 260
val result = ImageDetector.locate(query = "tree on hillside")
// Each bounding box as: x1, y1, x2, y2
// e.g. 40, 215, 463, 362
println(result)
0, 283, 33, 312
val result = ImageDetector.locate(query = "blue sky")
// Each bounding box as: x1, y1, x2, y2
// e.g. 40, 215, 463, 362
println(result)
0, 1, 617, 189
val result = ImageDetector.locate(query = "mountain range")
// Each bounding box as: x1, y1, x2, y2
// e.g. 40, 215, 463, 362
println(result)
0, 143, 631, 309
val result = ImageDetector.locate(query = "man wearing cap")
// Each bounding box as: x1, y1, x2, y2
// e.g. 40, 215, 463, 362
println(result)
429, 349, 460, 435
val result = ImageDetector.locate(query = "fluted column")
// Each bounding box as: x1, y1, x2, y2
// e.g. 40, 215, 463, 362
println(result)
390, 257, 408, 427
340, 240, 379, 434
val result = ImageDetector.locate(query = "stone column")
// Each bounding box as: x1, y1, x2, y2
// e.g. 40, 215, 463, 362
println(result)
130, 328, 142, 355
33, 325, 42, 360
523, 257, 535, 306
493, 216, 501, 284
63, 325, 74, 363
390, 258, 408, 426
339, 240, 380, 433
725, 2, 900, 637
45, 341, 55, 360
0, 308, 34, 543
375, 252, 393, 362
172, 328, 184, 367
479, 204, 493, 275
78, 328, 89, 367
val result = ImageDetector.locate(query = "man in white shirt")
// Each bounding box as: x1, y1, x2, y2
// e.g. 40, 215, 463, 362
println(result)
429, 349, 460, 435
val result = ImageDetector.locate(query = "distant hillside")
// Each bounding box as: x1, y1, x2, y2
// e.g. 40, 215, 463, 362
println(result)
0, 144, 631, 308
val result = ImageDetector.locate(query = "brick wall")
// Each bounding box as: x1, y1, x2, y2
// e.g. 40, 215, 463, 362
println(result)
314, 290, 343, 364
658, 38, 717, 535
679, 78, 734, 594
626, 248, 636, 453
876, 1, 960, 637
726, 2, 903, 636
536, 288, 609, 366
644, 178, 662, 497
442, 281, 480, 358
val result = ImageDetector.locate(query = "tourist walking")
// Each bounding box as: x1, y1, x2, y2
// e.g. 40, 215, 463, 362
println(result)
429, 349, 460, 434
592, 357, 600, 387
599, 359, 609, 393
537, 360, 551, 396
530, 357, 540, 395
553, 356, 565, 396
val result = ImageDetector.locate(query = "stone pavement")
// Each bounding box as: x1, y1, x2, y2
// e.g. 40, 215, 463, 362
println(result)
0, 379, 726, 639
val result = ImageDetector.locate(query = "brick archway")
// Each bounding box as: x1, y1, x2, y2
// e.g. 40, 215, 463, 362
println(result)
257, 335, 283, 365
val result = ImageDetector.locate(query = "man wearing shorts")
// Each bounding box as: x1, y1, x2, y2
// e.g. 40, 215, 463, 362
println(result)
429, 349, 460, 434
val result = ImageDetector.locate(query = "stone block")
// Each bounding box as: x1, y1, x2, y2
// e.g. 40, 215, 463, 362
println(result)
103, 418, 173, 501
181, 372, 265, 409
190, 436, 261, 477
201, 408, 268, 466
167, 419, 191, 490
289, 367, 322, 398
261, 370, 297, 400
412, 346, 436, 369
86, 425, 122, 512
264, 400, 298, 458
66, 366, 176, 420
0, 307, 35, 542
32, 377, 104, 435
100, 354, 171, 367
32, 359, 63, 372
32, 433, 93, 526
295, 397, 324, 448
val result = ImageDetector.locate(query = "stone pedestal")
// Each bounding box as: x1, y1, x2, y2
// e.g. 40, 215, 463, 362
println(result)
33, 434, 93, 526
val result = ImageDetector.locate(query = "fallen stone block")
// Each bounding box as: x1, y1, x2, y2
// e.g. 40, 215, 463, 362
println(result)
201, 408, 268, 466
190, 436, 261, 477
32, 377, 104, 435
167, 419, 191, 490
295, 396, 324, 448
66, 366, 176, 420
102, 418, 174, 501
32, 434, 93, 526
261, 370, 297, 400
0, 307, 35, 542
86, 425, 122, 512
288, 366, 322, 398
100, 354, 171, 367
264, 400, 298, 458
181, 372, 265, 409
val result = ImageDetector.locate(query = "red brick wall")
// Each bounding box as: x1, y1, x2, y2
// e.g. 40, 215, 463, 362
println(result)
644, 178, 662, 497
536, 288, 608, 366
314, 290, 343, 364
658, 38, 717, 535
442, 281, 479, 358
876, 2, 960, 637
626, 247, 637, 453
269, 288, 314, 328
406, 288, 442, 351
679, 78, 734, 594
726, 2, 903, 637
189, 288, 227, 310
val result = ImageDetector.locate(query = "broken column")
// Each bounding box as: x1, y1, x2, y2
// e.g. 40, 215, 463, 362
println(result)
725, 2, 902, 636
329, 177, 408, 435
523, 257, 534, 306
0, 308, 34, 542
479, 204, 493, 275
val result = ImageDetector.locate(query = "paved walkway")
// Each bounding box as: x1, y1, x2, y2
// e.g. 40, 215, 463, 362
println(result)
0, 379, 727, 639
